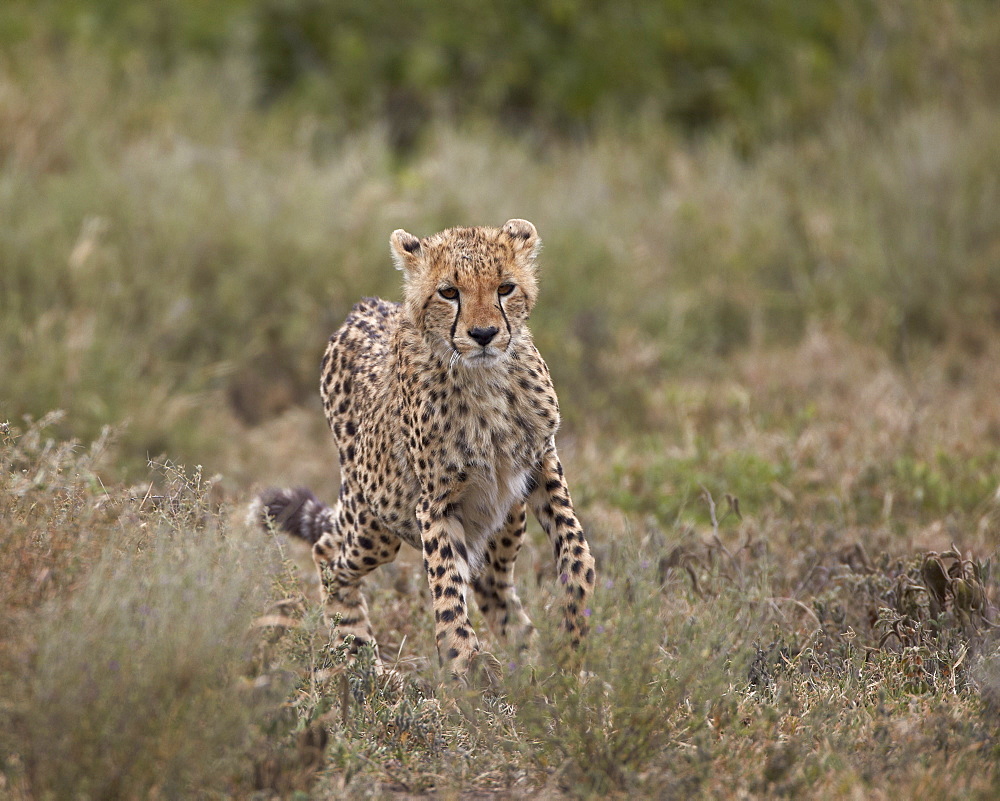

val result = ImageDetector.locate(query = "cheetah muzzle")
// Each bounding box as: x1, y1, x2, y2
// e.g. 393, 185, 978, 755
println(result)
255, 219, 597, 678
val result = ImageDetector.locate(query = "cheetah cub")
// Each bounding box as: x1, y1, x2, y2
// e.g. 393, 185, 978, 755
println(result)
258, 220, 596, 678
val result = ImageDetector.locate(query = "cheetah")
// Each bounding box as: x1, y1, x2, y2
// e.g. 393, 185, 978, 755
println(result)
257, 219, 596, 678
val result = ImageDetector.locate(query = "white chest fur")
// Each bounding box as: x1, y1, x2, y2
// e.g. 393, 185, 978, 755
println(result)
456, 460, 530, 572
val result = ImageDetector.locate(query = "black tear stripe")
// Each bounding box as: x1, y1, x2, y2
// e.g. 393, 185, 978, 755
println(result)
498, 298, 512, 339
450, 293, 461, 345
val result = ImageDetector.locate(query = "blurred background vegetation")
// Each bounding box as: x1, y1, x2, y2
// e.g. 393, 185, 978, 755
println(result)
5, 0, 997, 142
1, 0, 999, 477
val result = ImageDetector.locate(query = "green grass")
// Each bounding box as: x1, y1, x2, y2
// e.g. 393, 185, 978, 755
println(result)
3, 4, 1000, 797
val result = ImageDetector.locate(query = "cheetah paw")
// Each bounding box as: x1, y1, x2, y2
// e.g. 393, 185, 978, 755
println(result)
462, 650, 503, 689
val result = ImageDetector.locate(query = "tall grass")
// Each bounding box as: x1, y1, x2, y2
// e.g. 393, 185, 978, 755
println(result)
507, 546, 774, 795
0, 417, 282, 799
22, 533, 272, 798
2, 376, 999, 797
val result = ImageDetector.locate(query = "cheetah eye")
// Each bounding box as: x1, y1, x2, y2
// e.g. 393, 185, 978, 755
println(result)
438, 287, 459, 300
497, 283, 516, 296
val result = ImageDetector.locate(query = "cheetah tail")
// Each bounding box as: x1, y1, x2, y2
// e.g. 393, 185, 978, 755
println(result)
250, 487, 333, 545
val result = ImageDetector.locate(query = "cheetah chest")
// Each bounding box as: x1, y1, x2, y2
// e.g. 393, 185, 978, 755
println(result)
445, 383, 545, 569
456, 458, 531, 562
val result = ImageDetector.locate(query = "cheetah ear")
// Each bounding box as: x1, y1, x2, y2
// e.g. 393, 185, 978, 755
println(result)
502, 219, 541, 262
390, 229, 422, 272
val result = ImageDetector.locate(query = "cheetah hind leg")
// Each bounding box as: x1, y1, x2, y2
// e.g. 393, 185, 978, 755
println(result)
311, 512, 401, 672
471, 503, 536, 654
255, 487, 404, 677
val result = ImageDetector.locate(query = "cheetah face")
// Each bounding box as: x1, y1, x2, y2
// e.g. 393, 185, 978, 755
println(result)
434, 276, 517, 365
391, 220, 541, 366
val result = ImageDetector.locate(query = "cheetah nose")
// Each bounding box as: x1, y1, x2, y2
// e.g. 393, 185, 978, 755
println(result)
468, 326, 499, 347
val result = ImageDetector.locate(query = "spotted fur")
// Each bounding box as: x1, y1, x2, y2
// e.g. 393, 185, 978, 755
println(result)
257, 219, 596, 676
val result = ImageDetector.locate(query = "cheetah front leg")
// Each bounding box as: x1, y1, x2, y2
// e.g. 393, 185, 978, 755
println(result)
471, 502, 535, 649
529, 448, 596, 646
416, 504, 497, 679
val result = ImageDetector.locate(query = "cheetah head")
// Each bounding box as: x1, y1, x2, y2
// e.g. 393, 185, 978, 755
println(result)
390, 219, 541, 366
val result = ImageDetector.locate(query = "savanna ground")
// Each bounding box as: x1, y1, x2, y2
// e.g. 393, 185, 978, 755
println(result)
3, 2, 1000, 798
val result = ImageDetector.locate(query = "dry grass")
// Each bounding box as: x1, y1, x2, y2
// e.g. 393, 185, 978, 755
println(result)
0, 417, 280, 798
